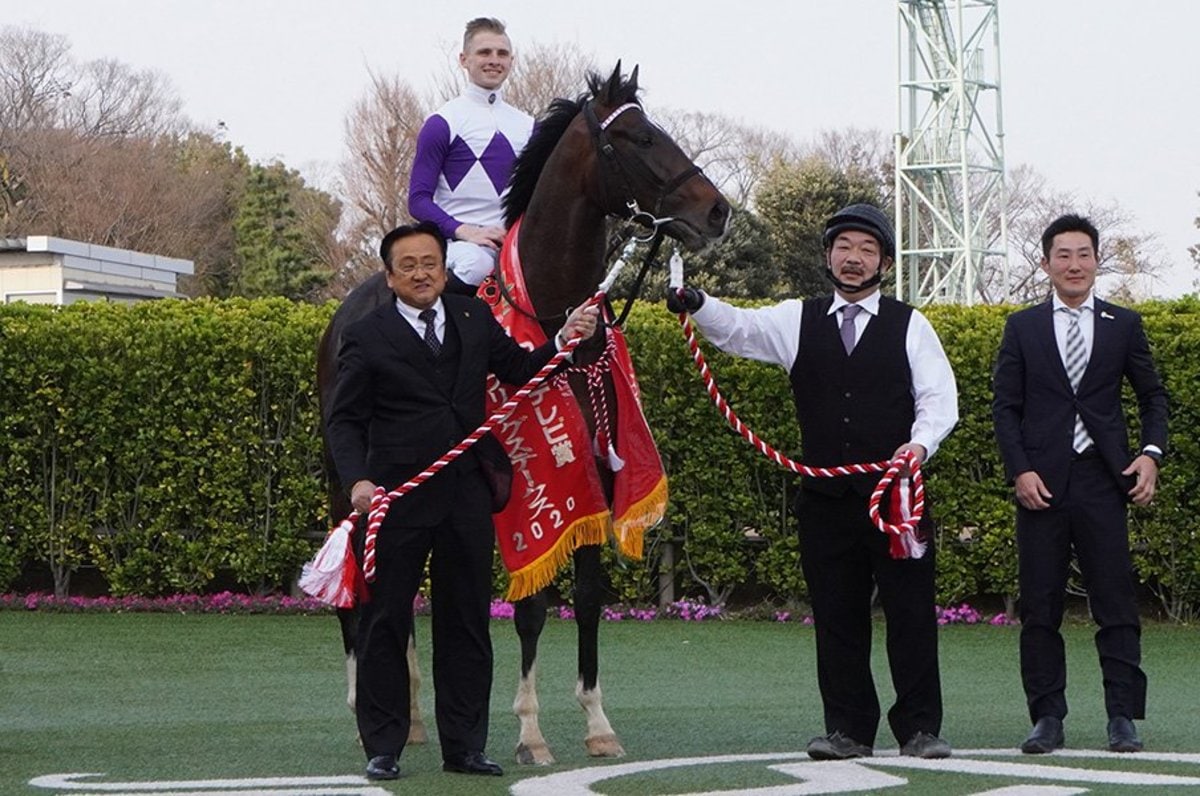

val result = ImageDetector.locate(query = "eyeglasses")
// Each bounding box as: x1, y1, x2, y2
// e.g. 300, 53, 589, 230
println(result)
394, 262, 442, 277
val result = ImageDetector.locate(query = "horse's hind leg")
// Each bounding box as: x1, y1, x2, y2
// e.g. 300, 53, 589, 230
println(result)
338, 607, 426, 745
574, 544, 625, 758
513, 589, 555, 765
404, 631, 427, 744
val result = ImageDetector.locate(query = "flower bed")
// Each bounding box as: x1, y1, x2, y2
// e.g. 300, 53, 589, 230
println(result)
2, 592, 1014, 625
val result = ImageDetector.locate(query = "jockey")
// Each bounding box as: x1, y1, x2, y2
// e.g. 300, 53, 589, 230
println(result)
408, 17, 534, 294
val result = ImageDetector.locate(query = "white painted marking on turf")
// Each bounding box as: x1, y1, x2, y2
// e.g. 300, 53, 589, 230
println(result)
27, 773, 389, 794
868, 755, 1200, 786
511, 752, 812, 796
510, 749, 1200, 795
957, 748, 1200, 764
53, 790, 390, 796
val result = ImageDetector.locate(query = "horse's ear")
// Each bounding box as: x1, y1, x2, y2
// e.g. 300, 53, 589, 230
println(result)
605, 61, 623, 102
628, 65, 639, 95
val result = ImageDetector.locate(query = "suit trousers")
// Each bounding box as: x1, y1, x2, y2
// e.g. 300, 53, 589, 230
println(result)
1016, 455, 1146, 722
355, 474, 496, 760
797, 488, 942, 746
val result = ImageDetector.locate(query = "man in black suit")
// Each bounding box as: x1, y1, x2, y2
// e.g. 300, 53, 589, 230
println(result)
992, 213, 1168, 755
326, 221, 597, 780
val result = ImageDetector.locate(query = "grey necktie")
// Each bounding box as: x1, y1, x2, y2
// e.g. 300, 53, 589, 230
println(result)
418, 308, 441, 356
1063, 307, 1093, 452
840, 304, 862, 354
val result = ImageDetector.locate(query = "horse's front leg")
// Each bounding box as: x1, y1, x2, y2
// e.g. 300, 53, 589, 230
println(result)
574, 544, 625, 758
513, 589, 555, 764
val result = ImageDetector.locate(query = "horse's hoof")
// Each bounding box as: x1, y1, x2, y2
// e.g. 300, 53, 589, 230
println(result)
516, 742, 555, 766
585, 734, 626, 758
407, 721, 428, 745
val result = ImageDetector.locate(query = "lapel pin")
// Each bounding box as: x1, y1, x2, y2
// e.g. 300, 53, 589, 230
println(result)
464, 311, 470, 318
1100, 310, 1115, 320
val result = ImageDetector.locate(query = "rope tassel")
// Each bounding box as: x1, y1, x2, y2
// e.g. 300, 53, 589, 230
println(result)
297, 517, 363, 608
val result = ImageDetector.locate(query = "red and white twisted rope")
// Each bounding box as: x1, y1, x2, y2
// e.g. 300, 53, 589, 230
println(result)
357, 320, 589, 582
672, 292, 924, 542
561, 333, 619, 463
350, 253, 632, 584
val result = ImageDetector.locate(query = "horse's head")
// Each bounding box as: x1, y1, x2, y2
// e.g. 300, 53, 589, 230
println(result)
579, 63, 731, 251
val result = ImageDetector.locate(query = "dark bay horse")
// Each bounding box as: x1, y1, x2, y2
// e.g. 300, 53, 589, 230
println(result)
315, 63, 730, 764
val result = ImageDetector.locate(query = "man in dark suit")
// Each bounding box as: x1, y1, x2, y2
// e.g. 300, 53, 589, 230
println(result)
992, 213, 1168, 755
326, 221, 597, 781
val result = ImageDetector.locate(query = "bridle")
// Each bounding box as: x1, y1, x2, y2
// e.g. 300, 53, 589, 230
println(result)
582, 100, 703, 243
493, 99, 705, 327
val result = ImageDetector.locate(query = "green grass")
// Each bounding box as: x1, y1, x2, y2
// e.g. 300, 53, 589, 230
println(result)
1, 612, 1199, 794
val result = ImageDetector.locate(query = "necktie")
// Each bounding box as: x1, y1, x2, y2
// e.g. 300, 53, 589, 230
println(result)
1063, 307, 1093, 452
840, 304, 862, 354
418, 308, 441, 356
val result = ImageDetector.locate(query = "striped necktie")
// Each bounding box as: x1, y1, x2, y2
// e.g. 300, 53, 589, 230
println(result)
418, 308, 441, 356
1063, 307, 1093, 452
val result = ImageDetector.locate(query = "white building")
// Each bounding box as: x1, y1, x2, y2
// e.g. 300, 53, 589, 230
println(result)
0, 235, 194, 305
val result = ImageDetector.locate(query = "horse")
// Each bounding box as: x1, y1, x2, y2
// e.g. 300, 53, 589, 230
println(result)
315, 62, 730, 765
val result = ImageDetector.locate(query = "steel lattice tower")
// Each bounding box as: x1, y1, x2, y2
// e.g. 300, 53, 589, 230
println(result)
894, 0, 1008, 305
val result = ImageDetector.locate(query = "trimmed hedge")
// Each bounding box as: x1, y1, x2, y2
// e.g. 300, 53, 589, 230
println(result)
2, 296, 1198, 616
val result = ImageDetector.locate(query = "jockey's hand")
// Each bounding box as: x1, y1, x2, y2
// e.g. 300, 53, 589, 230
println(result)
456, 223, 505, 250
891, 443, 926, 476
350, 480, 378, 514
666, 286, 705, 313
558, 303, 600, 346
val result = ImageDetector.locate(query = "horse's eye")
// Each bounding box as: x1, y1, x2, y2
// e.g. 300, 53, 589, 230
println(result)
636, 132, 655, 149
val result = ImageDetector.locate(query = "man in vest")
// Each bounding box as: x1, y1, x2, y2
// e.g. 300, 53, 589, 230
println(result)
408, 17, 534, 293
667, 203, 959, 760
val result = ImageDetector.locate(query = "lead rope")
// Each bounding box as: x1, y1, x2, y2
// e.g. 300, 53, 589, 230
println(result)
300, 259, 630, 605
667, 253, 925, 556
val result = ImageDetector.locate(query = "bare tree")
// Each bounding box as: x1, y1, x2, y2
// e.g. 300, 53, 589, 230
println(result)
430, 38, 597, 116
802, 127, 894, 205
0, 27, 72, 141
333, 70, 430, 296
59, 57, 184, 138
656, 110, 797, 208
504, 41, 596, 116
986, 164, 1166, 304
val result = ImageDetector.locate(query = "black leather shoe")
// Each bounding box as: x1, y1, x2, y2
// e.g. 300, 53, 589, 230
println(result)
443, 750, 504, 776
1021, 716, 1065, 754
1107, 716, 1143, 753
365, 754, 399, 780
901, 731, 952, 759
806, 731, 873, 760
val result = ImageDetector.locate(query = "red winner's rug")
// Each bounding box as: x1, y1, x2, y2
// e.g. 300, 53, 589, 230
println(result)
479, 219, 667, 600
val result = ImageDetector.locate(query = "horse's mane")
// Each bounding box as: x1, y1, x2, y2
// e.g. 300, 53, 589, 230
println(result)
503, 68, 642, 228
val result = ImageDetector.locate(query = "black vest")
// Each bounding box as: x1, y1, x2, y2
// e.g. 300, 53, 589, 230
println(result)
790, 294, 915, 497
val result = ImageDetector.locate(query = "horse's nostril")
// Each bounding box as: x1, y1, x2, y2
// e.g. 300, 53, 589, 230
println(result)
710, 202, 731, 231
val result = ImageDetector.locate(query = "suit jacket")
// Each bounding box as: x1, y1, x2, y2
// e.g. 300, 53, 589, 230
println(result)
326, 293, 557, 526
992, 298, 1168, 502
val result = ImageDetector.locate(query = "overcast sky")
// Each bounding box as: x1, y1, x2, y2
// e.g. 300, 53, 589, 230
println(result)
5, 0, 1198, 297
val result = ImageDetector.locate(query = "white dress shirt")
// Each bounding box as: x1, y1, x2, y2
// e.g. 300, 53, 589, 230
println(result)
395, 297, 446, 343
691, 290, 959, 459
